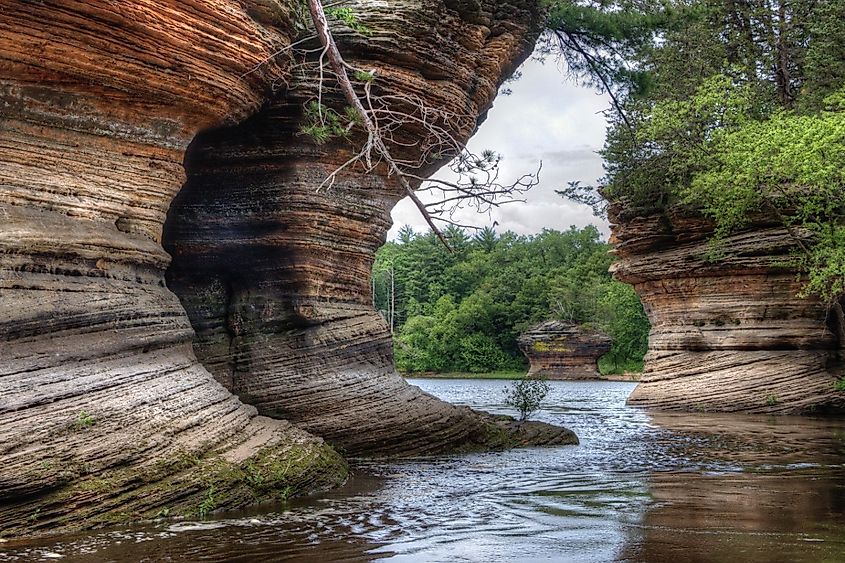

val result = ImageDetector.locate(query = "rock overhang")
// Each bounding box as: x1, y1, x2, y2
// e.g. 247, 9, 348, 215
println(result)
0, 0, 578, 538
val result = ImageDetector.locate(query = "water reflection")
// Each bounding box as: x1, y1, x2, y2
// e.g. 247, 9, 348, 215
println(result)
620, 468, 845, 563
619, 410, 845, 563
2, 380, 844, 562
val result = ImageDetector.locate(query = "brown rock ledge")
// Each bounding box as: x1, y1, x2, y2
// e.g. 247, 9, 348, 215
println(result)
518, 321, 612, 380
0, 0, 575, 538
609, 202, 845, 414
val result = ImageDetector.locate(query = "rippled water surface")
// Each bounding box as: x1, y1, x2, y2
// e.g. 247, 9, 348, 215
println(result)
4, 379, 845, 562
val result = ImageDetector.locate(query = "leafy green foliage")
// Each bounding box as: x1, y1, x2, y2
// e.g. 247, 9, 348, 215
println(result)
597, 280, 650, 372
353, 69, 375, 83
504, 376, 550, 422
683, 88, 845, 301
325, 7, 372, 35
197, 485, 216, 519
374, 226, 650, 374
73, 410, 96, 430
601, 72, 773, 206
554, 0, 845, 304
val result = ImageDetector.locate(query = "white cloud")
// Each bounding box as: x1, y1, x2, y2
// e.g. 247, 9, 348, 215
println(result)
388, 53, 612, 240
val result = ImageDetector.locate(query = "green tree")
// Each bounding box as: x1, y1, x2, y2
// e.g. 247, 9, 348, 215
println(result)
473, 226, 499, 252
377, 225, 651, 374
557, 0, 844, 306
800, 1, 845, 113
597, 281, 650, 372
683, 87, 845, 302
504, 376, 550, 422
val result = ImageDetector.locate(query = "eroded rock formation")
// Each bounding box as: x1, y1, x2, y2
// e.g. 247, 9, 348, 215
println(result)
162, 0, 571, 456
609, 203, 845, 414
518, 321, 612, 379
0, 0, 349, 538
0, 0, 575, 538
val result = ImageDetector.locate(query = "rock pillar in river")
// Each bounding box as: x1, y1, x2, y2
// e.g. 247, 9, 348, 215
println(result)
518, 321, 612, 379
608, 202, 845, 414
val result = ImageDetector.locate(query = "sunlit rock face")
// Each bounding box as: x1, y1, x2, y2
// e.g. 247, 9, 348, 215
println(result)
0, 0, 575, 537
609, 203, 845, 414
162, 0, 578, 456
518, 321, 612, 379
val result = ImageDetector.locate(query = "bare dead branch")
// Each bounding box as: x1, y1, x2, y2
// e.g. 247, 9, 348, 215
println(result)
308, 0, 454, 249
305, 0, 541, 251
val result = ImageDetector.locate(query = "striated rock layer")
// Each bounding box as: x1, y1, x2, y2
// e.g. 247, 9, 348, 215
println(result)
0, 0, 575, 538
0, 0, 350, 538
609, 203, 845, 414
518, 321, 612, 379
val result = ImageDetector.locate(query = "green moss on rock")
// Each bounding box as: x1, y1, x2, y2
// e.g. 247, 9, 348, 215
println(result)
6, 440, 348, 538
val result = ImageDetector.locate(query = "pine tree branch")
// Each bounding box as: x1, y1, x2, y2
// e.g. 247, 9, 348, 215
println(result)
554, 29, 634, 134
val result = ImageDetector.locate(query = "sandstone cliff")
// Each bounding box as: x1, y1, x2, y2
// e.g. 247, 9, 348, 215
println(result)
609, 202, 845, 414
0, 0, 575, 538
518, 321, 612, 379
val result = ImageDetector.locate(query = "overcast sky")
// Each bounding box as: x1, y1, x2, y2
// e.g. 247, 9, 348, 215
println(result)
388, 51, 612, 241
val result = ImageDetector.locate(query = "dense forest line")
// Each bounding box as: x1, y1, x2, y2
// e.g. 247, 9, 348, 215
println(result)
373, 225, 650, 374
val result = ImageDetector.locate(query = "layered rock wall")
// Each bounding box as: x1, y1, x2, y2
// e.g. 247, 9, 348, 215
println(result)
518, 321, 612, 379
0, 0, 575, 538
163, 0, 558, 455
609, 203, 845, 414
0, 0, 352, 537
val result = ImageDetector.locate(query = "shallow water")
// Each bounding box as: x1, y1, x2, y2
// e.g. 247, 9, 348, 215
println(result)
3, 379, 845, 562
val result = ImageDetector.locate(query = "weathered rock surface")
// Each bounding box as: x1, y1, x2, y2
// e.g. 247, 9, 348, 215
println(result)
0, 0, 350, 538
163, 0, 562, 456
0, 0, 575, 538
518, 321, 612, 379
609, 203, 845, 414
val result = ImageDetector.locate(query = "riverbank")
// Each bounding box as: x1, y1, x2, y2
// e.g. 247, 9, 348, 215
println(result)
598, 372, 641, 382
402, 371, 641, 381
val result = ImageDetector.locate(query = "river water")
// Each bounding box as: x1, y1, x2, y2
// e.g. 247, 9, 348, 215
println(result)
3, 379, 845, 562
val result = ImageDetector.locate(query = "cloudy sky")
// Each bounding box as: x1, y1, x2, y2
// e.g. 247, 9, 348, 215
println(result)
388, 51, 612, 240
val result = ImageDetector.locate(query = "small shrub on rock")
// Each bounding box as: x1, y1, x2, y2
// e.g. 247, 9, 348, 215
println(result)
504, 376, 550, 422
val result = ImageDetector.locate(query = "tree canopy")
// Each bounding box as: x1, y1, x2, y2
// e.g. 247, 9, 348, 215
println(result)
554, 0, 845, 303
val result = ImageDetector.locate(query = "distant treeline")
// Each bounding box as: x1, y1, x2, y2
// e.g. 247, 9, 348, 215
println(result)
373, 225, 650, 374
